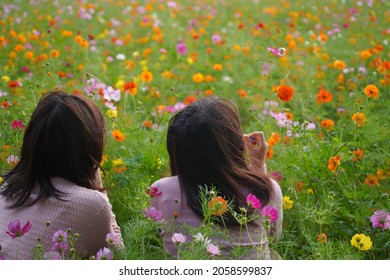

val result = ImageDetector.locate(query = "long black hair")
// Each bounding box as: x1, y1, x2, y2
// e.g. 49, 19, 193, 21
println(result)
166, 97, 274, 226
0, 91, 106, 208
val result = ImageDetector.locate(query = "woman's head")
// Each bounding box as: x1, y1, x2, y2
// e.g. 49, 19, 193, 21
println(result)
167, 97, 273, 225
167, 97, 246, 177
1, 91, 106, 208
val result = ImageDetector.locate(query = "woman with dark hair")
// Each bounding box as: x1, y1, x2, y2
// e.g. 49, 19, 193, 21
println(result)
150, 97, 283, 259
0, 91, 122, 259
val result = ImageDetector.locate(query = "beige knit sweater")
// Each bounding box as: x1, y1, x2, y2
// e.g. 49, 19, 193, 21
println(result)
0, 177, 122, 260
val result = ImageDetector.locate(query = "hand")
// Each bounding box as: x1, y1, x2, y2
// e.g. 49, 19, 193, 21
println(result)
244, 131, 268, 173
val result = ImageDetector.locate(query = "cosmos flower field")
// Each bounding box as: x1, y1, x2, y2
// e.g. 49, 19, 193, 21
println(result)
0, 0, 389, 259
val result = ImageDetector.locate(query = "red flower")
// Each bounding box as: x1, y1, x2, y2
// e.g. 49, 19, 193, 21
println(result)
276, 85, 294, 102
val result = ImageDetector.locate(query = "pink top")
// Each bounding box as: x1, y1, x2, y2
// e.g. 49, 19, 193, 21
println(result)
0, 177, 122, 260
150, 175, 283, 259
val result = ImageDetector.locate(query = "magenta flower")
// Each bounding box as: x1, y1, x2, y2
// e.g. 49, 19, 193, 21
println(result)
6, 220, 32, 239
267, 47, 285, 57
370, 210, 390, 230
206, 243, 220, 257
246, 194, 261, 209
176, 41, 187, 55
145, 186, 162, 198
0, 256, 5, 260
271, 171, 282, 182
261, 205, 279, 222
171, 233, 187, 245
11, 120, 24, 130
144, 207, 163, 221
96, 247, 113, 260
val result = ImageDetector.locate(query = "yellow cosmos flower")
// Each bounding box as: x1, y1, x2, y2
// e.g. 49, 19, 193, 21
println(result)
283, 196, 294, 210
351, 234, 372, 251
0, 176, 3, 184
2, 75, 10, 83
112, 158, 123, 167
106, 109, 118, 118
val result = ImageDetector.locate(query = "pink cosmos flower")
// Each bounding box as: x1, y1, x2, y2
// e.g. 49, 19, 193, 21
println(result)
6, 220, 32, 239
246, 194, 261, 209
267, 47, 286, 57
171, 233, 187, 245
144, 207, 163, 221
261, 205, 279, 222
52, 229, 69, 253
106, 232, 122, 246
103, 86, 121, 102
176, 41, 187, 55
370, 210, 390, 230
145, 186, 162, 198
211, 34, 222, 44
0, 256, 4, 260
206, 243, 220, 257
96, 247, 113, 260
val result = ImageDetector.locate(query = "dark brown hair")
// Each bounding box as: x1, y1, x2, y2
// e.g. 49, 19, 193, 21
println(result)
167, 97, 274, 226
0, 91, 106, 208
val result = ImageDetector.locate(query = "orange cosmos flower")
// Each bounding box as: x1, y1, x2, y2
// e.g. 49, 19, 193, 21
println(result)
352, 112, 366, 127
320, 119, 335, 130
204, 75, 214, 82
333, 60, 346, 70
317, 233, 327, 243
364, 174, 379, 187
193, 73, 204, 83
141, 71, 153, 82
376, 169, 387, 180
112, 129, 125, 142
360, 50, 371, 59
212, 63, 223, 71
204, 89, 213, 96
123, 81, 137, 95
142, 120, 153, 128
57, 71, 66, 79
208, 196, 228, 216
364, 84, 379, 99
295, 181, 304, 193
328, 156, 340, 173
276, 85, 294, 102
267, 132, 281, 146
317, 89, 333, 104
50, 49, 60, 58
266, 147, 274, 160
237, 89, 247, 98
352, 149, 364, 161
184, 95, 197, 105
285, 111, 293, 120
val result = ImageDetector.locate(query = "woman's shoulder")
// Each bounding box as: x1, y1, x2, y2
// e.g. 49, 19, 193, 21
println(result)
270, 178, 283, 201
50, 177, 109, 207
151, 175, 180, 191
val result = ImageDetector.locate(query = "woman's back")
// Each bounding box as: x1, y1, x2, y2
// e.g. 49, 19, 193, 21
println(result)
150, 175, 283, 259
0, 177, 116, 259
